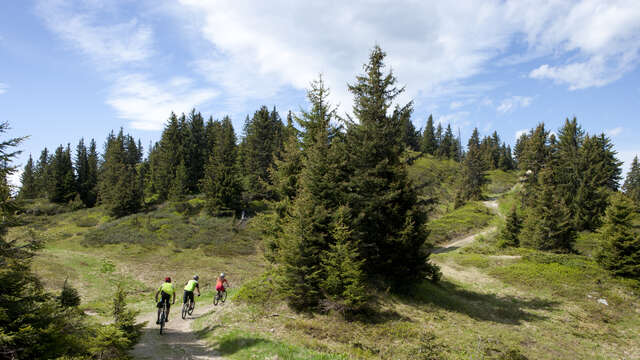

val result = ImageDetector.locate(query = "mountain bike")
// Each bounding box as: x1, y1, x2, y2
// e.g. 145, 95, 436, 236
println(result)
213, 289, 227, 306
158, 300, 169, 334
181, 296, 195, 319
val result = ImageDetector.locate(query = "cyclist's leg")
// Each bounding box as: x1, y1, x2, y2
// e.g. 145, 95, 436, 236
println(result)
188, 291, 195, 308
183, 290, 188, 304
163, 292, 172, 321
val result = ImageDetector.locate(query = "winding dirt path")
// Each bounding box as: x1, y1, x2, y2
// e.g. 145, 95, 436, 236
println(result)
432, 199, 500, 254
130, 303, 224, 360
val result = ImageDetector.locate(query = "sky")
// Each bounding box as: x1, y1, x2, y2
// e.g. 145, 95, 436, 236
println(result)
2, 0, 640, 187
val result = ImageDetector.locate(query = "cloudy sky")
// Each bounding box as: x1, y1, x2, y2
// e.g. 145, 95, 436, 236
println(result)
2, 0, 640, 185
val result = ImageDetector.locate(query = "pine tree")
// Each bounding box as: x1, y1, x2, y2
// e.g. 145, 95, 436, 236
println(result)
435, 123, 443, 155
457, 128, 486, 205
18, 155, 37, 199
421, 115, 437, 155
399, 104, 420, 151
75, 138, 98, 207
277, 76, 343, 309
597, 193, 640, 278
202, 117, 242, 216
152, 113, 184, 200
34, 147, 52, 198
184, 109, 207, 192
85, 139, 99, 207
520, 168, 576, 252
241, 106, 284, 200
437, 124, 454, 159
321, 207, 367, 312
497, 206, 522, 247
623, 155, 640, 207
344, 46, 431, 282
49, 144, 76, 203
270, 120, 303, 205
169, 161, 188, 202
99, 131, 143, 217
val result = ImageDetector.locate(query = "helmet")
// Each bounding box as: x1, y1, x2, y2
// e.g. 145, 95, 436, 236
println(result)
220, 273, 225, 278
165, 277, 171, 282
193, 275, 199, 281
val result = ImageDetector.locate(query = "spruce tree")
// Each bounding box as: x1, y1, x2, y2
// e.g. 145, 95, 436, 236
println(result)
85, 139, 99, 207
457, 128, 486, 205
344, 46, 431, 282
435, 123, 443, 154
597, 193, 640, 278
49, 144, 76, 204
520, 168, 576, 252
421, 115, 437, 155
184, 109, 207, 192
497, 206, 522, 247
321, 207, 367, 312
99, 131, 143, 217
399, 104, 420, 151
202, 116, 242, 215
437, 124, 454, 159
270, 120, 303, 205
18, 155, 37, 199
34, 147, 52, 198
152, 113, 183, 200
75, 138, 98, 207
241, 106, 284, 200
169, 161, 188, 202
277, 76, 345, 309
623, 156, 640, 207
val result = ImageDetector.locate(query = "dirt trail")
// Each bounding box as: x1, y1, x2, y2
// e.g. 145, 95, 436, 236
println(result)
130, 302, 224, 360
432, 199, 499, 254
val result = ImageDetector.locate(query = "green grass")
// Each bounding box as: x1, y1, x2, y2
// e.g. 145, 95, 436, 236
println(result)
408, 154, 461, 215
197, 329, 347, 360
427, 202, 495, 244
485, 169, 519, 196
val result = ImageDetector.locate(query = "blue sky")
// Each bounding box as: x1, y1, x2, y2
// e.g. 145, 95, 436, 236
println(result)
2, 0, 640, 186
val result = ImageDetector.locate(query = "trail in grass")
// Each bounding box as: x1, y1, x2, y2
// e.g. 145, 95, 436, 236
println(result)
432, 199, 499, 254
131, 303, 224, 360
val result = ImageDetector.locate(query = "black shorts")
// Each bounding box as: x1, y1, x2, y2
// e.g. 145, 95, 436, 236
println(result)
160, 291, 172, 310
183, 290, 194, 304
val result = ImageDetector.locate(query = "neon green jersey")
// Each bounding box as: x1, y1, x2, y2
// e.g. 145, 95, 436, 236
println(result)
184, 279, 198, 292
159, 282, 175, 296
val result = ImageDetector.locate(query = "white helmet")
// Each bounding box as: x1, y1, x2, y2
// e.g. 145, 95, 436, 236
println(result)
220, 272, 225, 278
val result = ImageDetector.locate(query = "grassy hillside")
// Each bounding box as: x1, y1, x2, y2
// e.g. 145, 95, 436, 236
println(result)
10, 158, 639, 359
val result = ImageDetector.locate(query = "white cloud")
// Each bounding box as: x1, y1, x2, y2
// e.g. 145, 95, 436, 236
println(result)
618, 149, 640, 177
606, 127, 624, 137
36, 0, 154, 68
8, 168, 22, 194
437, 111, 471, 131
526, 0, 640, 89
175, 0, 640, 110
106, 74, 218, 130
497, 96, 533, 113
515, 129, 528, 140
0, 83, 7, 95
450, 101, 464, 110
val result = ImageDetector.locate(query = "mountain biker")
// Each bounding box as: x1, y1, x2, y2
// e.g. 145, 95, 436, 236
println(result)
216, 273, 229, 296
183, 275, 201, 307
155, 277, 175, 324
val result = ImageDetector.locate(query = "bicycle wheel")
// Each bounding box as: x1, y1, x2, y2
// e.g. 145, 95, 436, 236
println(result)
221, 290, 227, 303
188, 299, 195, 315
181, 302, 188, 320
159, 307, 166, 335
213, 292, 220, 306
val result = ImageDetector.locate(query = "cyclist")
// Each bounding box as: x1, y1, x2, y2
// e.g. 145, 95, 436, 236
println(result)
216, 272, 229, 297
183, 275, 201, 308
155, 277, 175, 324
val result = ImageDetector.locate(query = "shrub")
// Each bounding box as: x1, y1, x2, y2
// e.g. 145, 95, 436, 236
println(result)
58, 279, 81, 308
75, 216, 99, 228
